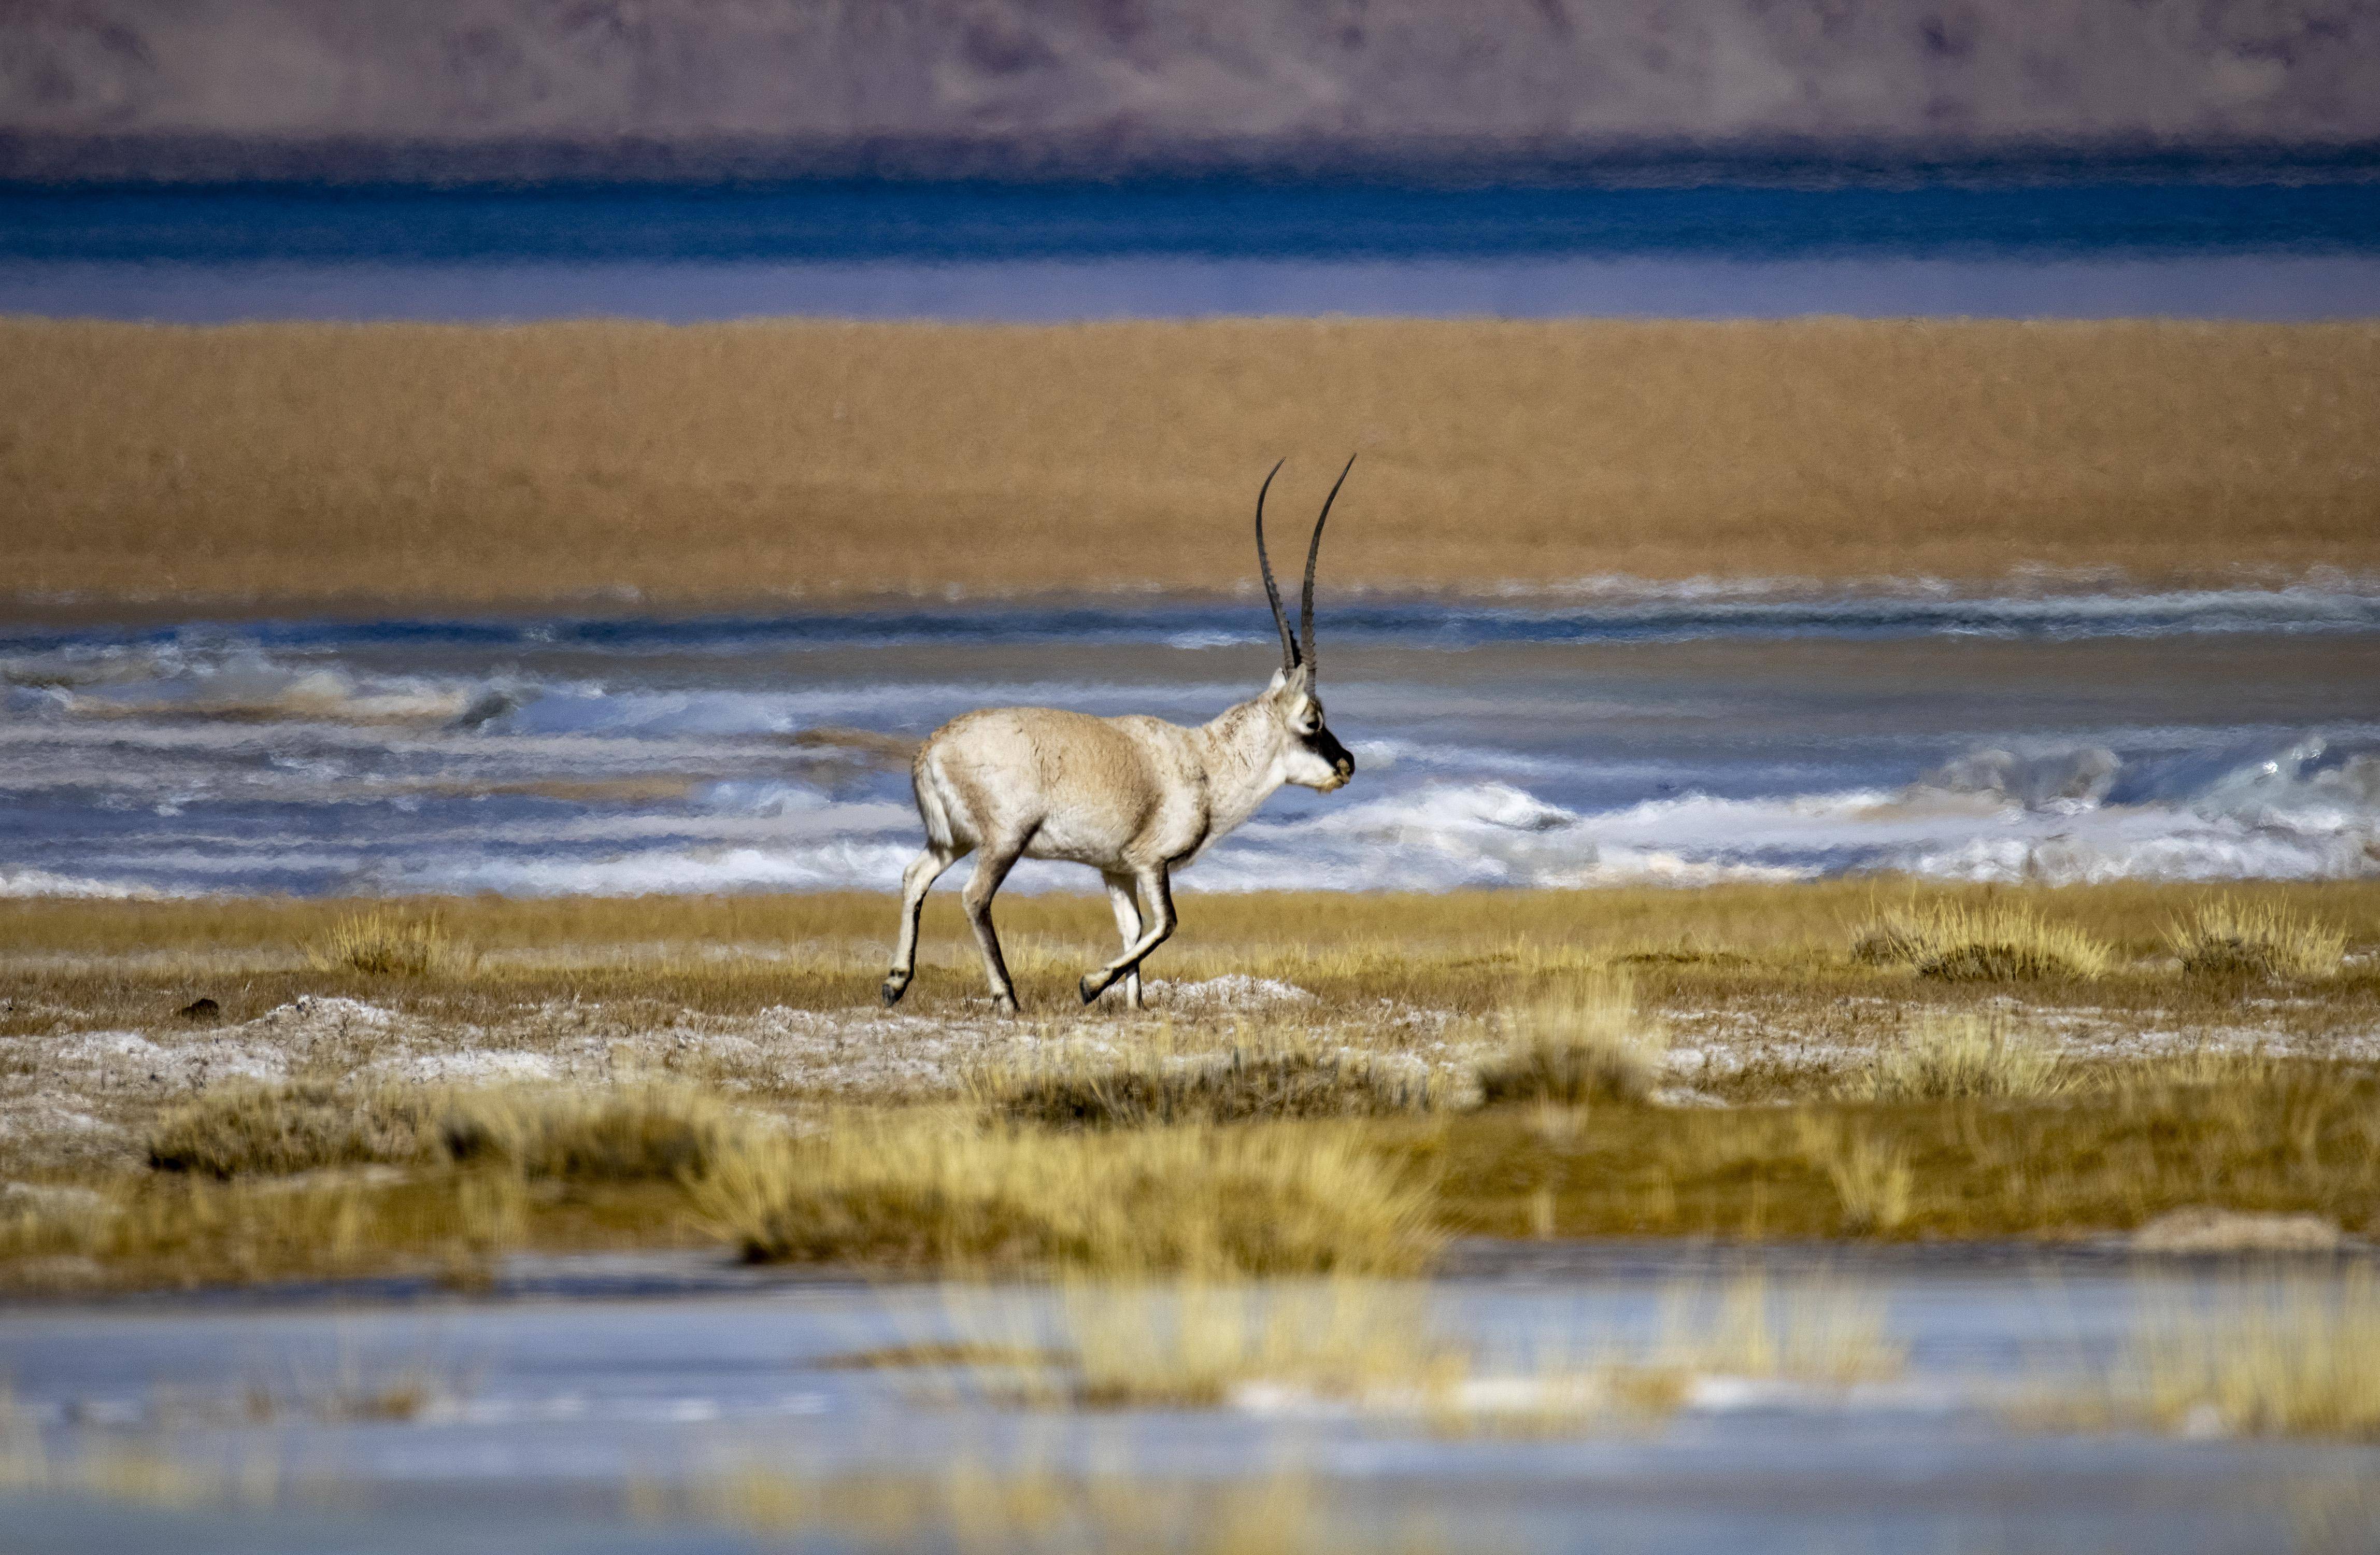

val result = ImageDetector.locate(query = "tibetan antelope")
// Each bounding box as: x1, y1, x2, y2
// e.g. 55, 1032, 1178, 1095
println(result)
880, 458, 1359, 1014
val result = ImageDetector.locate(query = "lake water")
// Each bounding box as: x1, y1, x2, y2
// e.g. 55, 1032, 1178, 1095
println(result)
6, 587, 2376, 899
4, 1245, 2376, 1554
6, 171, 2380, 321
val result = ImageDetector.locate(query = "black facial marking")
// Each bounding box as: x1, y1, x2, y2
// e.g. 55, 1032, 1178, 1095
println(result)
1313, 723, 1354, 779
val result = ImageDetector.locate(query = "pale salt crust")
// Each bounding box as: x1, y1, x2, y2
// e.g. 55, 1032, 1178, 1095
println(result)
0, 974, 1488, 1171
2, 972, 2373, 1174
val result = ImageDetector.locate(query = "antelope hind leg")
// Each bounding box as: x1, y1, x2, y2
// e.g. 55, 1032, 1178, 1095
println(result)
963, 843, 1025, 1015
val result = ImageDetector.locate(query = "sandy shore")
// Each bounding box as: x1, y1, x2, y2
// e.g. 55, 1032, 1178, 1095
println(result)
7, 317, 2378, 618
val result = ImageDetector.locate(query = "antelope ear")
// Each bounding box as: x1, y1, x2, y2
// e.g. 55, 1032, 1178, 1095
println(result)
1265, 666, 1290, 693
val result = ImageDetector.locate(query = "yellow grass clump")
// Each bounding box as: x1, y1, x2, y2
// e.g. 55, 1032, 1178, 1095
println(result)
1853, 1013, 2072, 1101
2168, 898, 2348, 980
301, 911, 464, 977
1477, 974, 1668, 1107
687, 1112, 1441, 1278
0, 1169, 526, 1293
439, 1081, 750, 1182
930, 1270, 1902, 1428
1854, 902, 2112, 982
145, 1080, 441, 1177
650, 1460, 1349, 1555
2134, 1269, 2380, 1439
1426, 1057, 2380, 1241
1039, 1279, 1462, 1411
976, 1024, 1439, 1129
147, 1079, 746, 1183
7, 318, 2378, 613
1790, 1115, 1916, 1233
1645, 1274, 1906, 1388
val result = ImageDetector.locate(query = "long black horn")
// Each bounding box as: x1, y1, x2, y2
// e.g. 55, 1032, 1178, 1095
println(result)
1253, 458, 1298, 669
1300, 454, 1356, 675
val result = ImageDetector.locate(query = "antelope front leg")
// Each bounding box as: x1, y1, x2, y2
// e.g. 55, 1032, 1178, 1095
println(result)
881, 844, 960, 1007
1101, 871, 1145, 1011
1080, 865, 1174, 1006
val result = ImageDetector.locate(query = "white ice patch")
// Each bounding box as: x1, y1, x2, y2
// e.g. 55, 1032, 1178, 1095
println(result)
57, 657, 487, 727
0, 867, 180, 899
394, 841, 922, 896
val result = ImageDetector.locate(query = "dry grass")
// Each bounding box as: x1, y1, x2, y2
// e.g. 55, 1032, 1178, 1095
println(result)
1851, 1012, 2072, 1101
1644, 1274, 1906, 1388
2132, 1268, 2380, 1439
0, 881, 2376, 1288
2170, 897, 2349, 981
977, 1023, 1442, 1129
0, 1168, 530, 1293
1854, 901, 2113, 981
1423, 1053, 2380, 1240
1790, 1115, 1917, 1234
438, 1081, 751, 1182
7, 318, 2379, 614
925, 1270, 1900, 1428
649, 1459, 1362, 1555
145, 1078, 748, 1182
1033, 1279, 1462, 1410
688, 1111, 1441, 1278
1476, 974, 1666, 1107
2, 877, 2368, 995
301, 910, 464, 978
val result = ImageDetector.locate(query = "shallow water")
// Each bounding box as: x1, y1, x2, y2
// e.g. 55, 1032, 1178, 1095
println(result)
4, 1246, 2376, 1553
4, 588, 2377, 898
9, 173, 2380, 322
17, 251, 2380, 323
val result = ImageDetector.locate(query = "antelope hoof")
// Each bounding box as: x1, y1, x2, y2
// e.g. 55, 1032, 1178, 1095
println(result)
1078, 973, 1108, 1006
992, 992, 1019, 1017
880, 974, 909, 1008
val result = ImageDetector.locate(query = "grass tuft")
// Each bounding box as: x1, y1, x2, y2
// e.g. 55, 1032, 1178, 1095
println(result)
1647, 1274, 1906, 1387
980, 1028, 1437, 1129
147, 1079, 747, 1183
438, 1082, 748, 1181
1854, 1013, 2072, 1101
2169, 897, 2348, 980
1477, 975, 1667, 1107
1853, 903, 2111, 981
147, 1081, 441, 1177
1043, 1279, 1461, 1410
688, 1112, 1441, 1278
2135, 1269, 2380, 1439
302, 911, 464, 977
1791, 1115, 1915, 1234
0, 1169, 526, 1292
931, 1271, 1902, 1428
653, 1459, 1346, 1554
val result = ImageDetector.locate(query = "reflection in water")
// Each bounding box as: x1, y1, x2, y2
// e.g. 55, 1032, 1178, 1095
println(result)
1, 1249, 2376, 1554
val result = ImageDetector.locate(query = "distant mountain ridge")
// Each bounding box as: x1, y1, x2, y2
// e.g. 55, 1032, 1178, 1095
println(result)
6, 1, 2380, 183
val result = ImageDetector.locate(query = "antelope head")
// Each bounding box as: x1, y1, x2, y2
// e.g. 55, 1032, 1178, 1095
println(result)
1254, 456, 1357, 794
